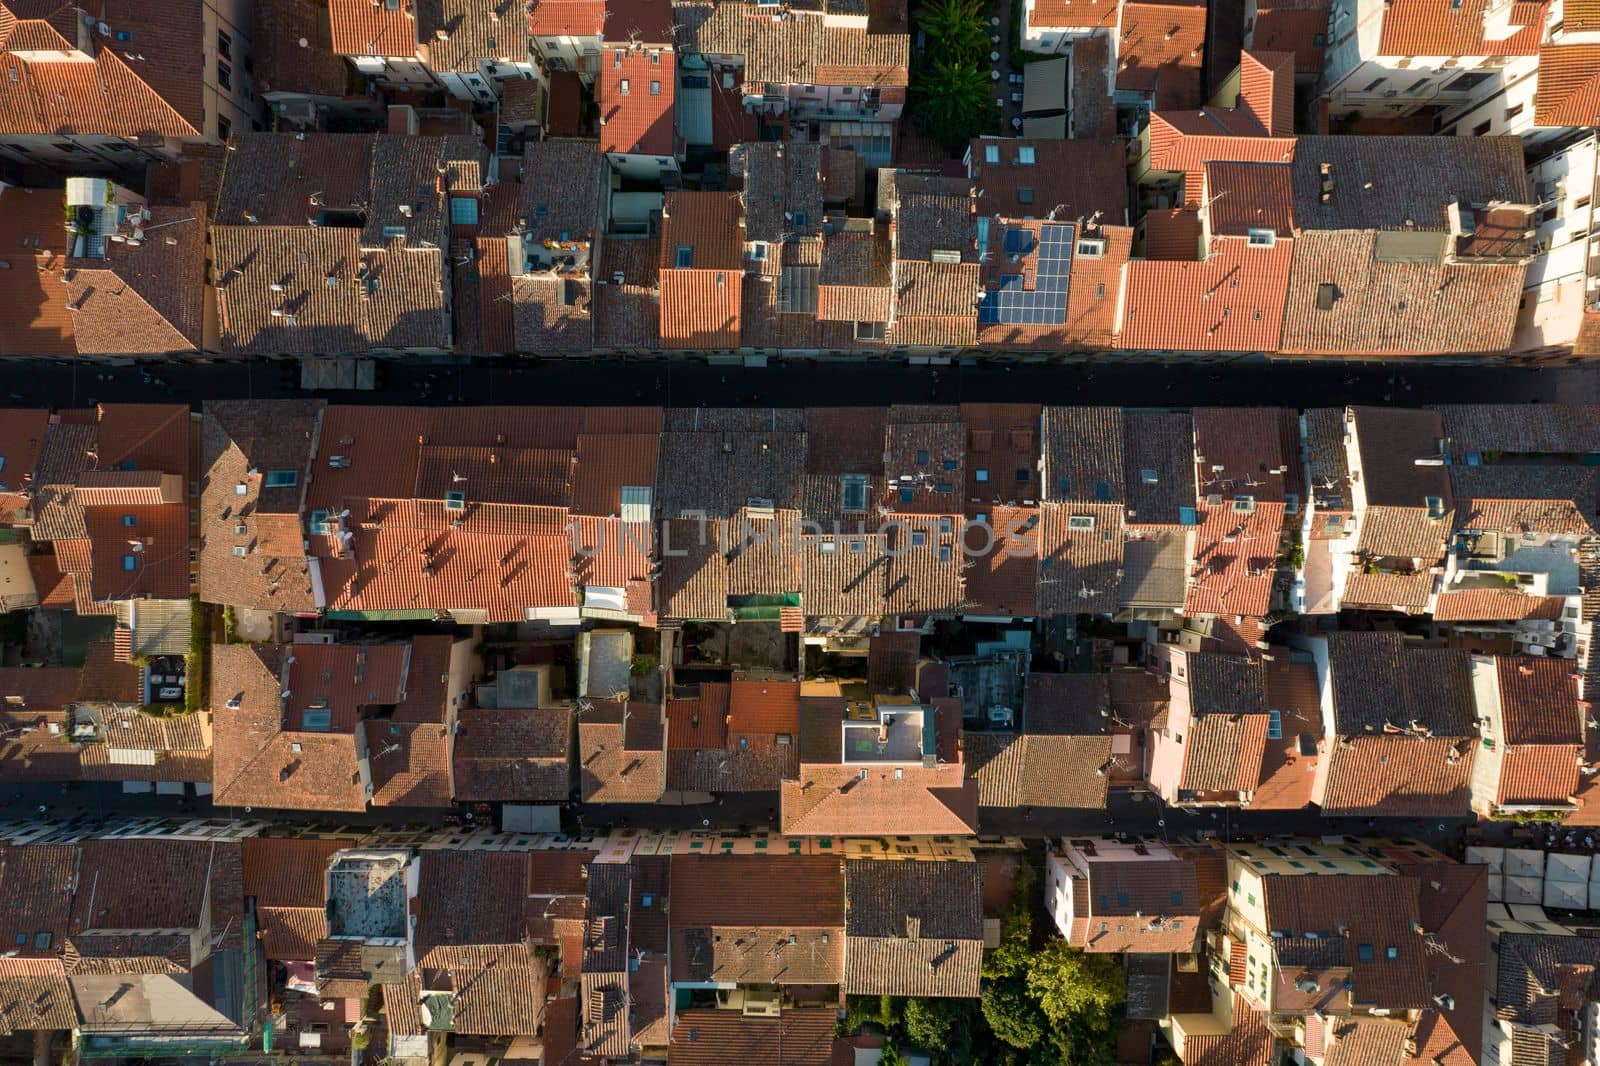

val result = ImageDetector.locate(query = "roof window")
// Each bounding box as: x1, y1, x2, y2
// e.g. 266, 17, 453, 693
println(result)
1246, 228, 1276, 247
445, 491, 466, 511
265, 469, 298, 488
675, 245, 694, 268
1017, 146, 1035, 165
984, 144, 999, 163
841, 474, 869, 513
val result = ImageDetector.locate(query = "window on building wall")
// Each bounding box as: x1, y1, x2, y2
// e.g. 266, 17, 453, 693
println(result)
1404, 77, 1429, 93
1505, 101, 1523, 120
218, 59, 231, 90
1362, 77, 1386, 92
1446, 70, 1494, 92
1473, 119, 1492, 136
217, 30, 231, 57
217, 116, 231, 141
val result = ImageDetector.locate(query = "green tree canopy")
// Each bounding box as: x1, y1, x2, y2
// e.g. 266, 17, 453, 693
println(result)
916, 0, 989, 64
1025, 939, 1127, 1029
981, 977, 1047, 1050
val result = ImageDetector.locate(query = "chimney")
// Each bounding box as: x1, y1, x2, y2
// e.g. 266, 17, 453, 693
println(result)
905, 915, 921, 940
1319, 163, 1334, 204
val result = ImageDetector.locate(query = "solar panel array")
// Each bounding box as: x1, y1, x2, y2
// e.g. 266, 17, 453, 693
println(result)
978, 223, 1074, 326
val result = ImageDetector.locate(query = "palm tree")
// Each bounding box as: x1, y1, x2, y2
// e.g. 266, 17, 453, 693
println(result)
917, 0, 989, 65
916, 57, 992, 149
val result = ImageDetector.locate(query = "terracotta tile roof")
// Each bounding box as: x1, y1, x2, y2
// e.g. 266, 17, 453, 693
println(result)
1341, 570, 1432, 609
1534, 43, 1600, 126
253, 0, 351, 97
242, 837, 351, 908
1377, 0, 1544, 56
1497, 656, 1581, 745
0, 844, 75, 957
1120, 410, 1196, 528
970, 137, 1128, 224
1041, 405, 1119, 504
1498, 743, 1580, 807
1433, 588, 1566, 621
579, 702, 666, 802
668, 1007, 837, 1066
842, 860, 983, 997
593, 236, 661, 349
1321, 735, 1474, 815
399, 944, 549, 1036
1292, 136, 1532, 232
965, 731, 1111, 808
217, 133, 377, 226
72, 837, 228, 933
1116, 0, 1208, 110
1075, 859, 1202, 953
1434, 403, 1600, 458
414, 0, 530, 69
1032, 501, 1119, 614
413, 849, 532, 954
212, 644, 369, 812
893, 174, 977, 263
963, 506, 1040, 617
214, 227, 448, 354
781, 761, 978, 835
726, 678, 799, 735
526, 0, 605, 35
1322, 1018, 1413, 1066
598, 45, 676, 155
0, 187, 75, 356
1180, 711, 1268, 793
0, 958, 75, 1032
1205, 161, 1295, 237
1180, 996, 1273, 1066
1281, 230, 1525, 356
258, 906, 326, 962
1327, 633, 1474, 735
0, 42, 199, 139
517, 139, 603, 248
1118, 238, 1293, 352
669, 856, 843, 984
675, 0, 909, 87
512, 275, 594, 352
1027, 0, 1117, 30
890, 261, 979, 347
1449, 465, 1599, 534
198, 400, 322, 614
660, 518, 728, 620
883, 515, 964, 616
660, 268, 742, 348
65, 204, 206, 355
452, 707, 572, 801
735, 142, 825, 244
818, 226, 893, 323
328, 0, 419, 56
1251, 0, 1332, 75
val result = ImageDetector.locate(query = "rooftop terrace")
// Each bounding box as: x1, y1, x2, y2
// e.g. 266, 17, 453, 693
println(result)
326, 851, 410, 941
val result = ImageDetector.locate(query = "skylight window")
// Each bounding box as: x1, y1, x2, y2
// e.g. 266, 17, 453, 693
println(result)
1267, 709, 1282, 740
308, 509, 331, 535
1017, 146, 1035, 165
1247, 228, 1276, 247
841, 474, 870, 513
265, 469, 298, 488
984, 144, 999, 163
445, 491, 466, 511
675, 245, 694, 268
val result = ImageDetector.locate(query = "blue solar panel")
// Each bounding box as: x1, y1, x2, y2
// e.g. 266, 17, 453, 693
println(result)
981, 222, 1076, 325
